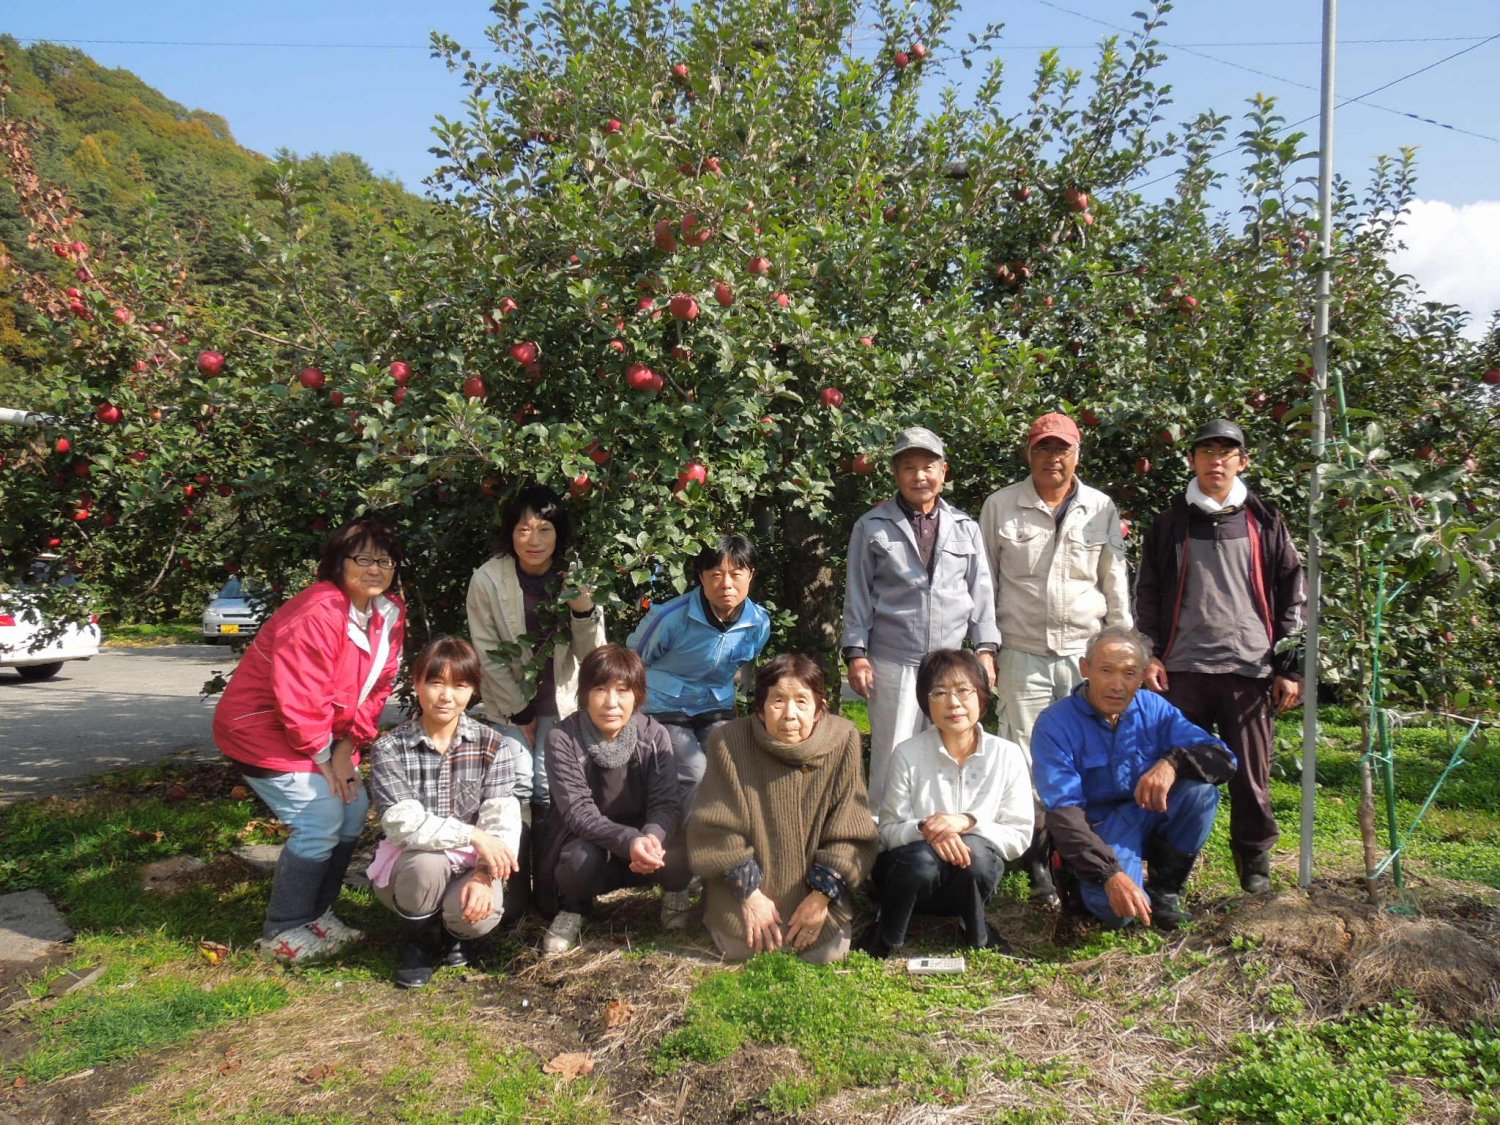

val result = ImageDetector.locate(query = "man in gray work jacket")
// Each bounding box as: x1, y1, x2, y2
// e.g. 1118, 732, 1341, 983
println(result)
841, 426, 1000, 809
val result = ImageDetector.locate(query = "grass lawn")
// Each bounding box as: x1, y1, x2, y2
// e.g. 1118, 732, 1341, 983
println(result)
103, 620, 203, 647
0, 708, 1496, 1123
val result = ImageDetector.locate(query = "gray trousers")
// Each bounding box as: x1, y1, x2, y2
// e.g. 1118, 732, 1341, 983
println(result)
372, 850, 504, 939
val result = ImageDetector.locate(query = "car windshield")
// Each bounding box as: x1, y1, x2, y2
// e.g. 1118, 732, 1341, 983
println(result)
216, 579, 266, 601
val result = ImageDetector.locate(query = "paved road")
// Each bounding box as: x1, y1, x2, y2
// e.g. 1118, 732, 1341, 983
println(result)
0, 645, 402, 802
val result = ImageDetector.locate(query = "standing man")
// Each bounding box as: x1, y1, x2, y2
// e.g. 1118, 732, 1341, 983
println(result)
1134, 419, 1306, 894
841, 426, 1000, 809
979, 412, 1132, 904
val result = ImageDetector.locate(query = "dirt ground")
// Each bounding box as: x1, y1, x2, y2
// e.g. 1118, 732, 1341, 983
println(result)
3, 866, 1497, 1125
2, 760, 1498, 1123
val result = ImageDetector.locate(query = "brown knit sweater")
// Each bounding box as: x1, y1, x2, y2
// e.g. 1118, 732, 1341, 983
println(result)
688, 713, 877, 947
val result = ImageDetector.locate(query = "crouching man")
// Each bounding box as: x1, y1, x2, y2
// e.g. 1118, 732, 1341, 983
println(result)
1030, 627, 1235, 929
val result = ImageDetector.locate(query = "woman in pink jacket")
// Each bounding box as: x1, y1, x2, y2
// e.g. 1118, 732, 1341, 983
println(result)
214, 519, 406, 964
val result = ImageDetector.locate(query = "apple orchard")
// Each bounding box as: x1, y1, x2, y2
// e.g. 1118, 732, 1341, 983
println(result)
2, 0, 1498, 709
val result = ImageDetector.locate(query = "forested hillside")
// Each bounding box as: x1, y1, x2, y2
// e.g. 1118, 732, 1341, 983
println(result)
0, 35, 429, 383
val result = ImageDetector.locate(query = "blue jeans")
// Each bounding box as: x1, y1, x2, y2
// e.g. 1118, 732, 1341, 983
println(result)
1076, 779, 1219, 926
658, 715, 730, 816
499, 716, 558, 807
244, 768, 369, 860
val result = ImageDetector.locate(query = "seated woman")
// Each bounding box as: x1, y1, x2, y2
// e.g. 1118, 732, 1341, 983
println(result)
537, 644, 691, 956
688, 654, 877, 964
627, 533, 771, 928
863, 649, 1033, 957
367, 637, 523, 988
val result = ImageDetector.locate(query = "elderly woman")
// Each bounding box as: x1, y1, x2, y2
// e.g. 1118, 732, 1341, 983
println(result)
537, 644, 691, 956
627, 533, 771, 928
466, 483, 605, 912
863, 649, 1033, 957
688, 654, 877, 964
214, 518, 405, 964
367, 637, 522, 988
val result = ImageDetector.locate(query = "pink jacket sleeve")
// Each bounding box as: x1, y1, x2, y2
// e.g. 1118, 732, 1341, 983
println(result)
268, 604, 348, 759
350, 601, 405, 747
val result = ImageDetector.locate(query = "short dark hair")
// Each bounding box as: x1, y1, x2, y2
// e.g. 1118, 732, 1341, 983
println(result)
752, 653, 829, 718
316, 519, 404, 585
915, 649, 991, 720
495, 483, 571, 561
578, 643, 647, 710
692, 533, 758, 583
411, 636, 482, 694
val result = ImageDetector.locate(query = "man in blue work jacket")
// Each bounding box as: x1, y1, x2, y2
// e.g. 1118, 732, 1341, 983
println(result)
1030, 626, 1235, 929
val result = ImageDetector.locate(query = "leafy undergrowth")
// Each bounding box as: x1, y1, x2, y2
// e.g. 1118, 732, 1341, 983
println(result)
102, 620, 205, 647
0, 716, 1497, 1123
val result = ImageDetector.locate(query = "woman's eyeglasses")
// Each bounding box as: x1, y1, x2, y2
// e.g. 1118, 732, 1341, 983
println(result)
929, 686, 978, 702
349, 555, 397, 571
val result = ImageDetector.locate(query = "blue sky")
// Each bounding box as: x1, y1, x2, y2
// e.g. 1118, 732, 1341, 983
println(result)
8, 1, 1499, 327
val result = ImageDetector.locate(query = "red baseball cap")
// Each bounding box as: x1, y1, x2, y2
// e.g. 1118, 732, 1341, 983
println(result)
1027, 412, 1081, 449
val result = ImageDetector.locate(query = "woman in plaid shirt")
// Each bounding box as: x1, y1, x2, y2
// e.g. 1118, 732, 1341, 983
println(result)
367, 637, 524, 988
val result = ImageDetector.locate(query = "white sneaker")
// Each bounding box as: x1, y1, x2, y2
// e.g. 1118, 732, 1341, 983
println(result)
310, 909, 364, 945
259, 923, 344, 965
541, 911, 584, 956
660, 889, 695, 931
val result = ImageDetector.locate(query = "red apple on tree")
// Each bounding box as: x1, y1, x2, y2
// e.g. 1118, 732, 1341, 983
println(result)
1484, 369, 1500, 386
910, 42, 928, 59
852, 453, 876, 475
509, 342, 539, 365
1134, 456, 1152, 475
462, 375, 487, 399
94, 402, 122, 426
654, 220, 678, 252
747, 255, 771, 276
820, 386, 844, 408
893, 50, 910, 68
585, 440, 612, 466
669, 293, 700, 320
603, 118, 622, 134
112, 307, 133, 325
298, 367, 326, 390
675, 460, 708, 492
671, 62, 690, 82
713, 281, 735, 307
569, 473, 593, 499
54, 437, 71, 454
1081, 408, 1101, 427
393, 386, 409, 405
1064, 187, 1090, 212
626, 363, 663, 393
771, 292, 790, 308
330, 390, 345, 407
390, 361, 412, 385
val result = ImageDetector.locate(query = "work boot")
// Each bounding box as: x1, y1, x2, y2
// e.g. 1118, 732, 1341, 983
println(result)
1019, 833, 1059, 908
438, 928, 477, 969
394, 914, 439, 989
541, 911, 584, 957
1234, 848, 1273, 894
1142, 836, 1199, 932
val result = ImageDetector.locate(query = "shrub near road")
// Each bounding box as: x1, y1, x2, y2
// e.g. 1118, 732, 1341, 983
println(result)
1, 0, 1496, 708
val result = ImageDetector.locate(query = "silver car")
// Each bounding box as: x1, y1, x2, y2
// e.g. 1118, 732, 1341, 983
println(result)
202, 577, 266, 644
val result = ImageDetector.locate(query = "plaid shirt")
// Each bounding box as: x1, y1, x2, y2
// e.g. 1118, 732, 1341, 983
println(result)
369, 713, 522, 855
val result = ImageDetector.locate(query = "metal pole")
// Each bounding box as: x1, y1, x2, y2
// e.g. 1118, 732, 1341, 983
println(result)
1299, 0, 1337, 890
0, 407, 66, 427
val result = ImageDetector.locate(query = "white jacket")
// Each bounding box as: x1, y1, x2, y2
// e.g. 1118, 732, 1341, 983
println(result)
978, 477, 1131, 658
877, 727, 1034, 859
465, 555, 605, 725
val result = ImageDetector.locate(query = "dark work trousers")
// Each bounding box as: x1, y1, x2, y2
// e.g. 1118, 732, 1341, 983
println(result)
552, 836, 692, 916
871, 837, 1004, 949
1163, 671, 1278, 856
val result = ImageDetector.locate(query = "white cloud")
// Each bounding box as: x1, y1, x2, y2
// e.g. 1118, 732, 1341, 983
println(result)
1388, 199, 1500, 339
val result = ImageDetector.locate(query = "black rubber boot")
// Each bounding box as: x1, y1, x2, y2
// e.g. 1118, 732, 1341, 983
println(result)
853, 926, 896, 960
1142, 837, 1199, 932
394, 914, 439, 989
438, 929, 475, 968
1019, 829, 1058, 907
1234, 848, 1272, 894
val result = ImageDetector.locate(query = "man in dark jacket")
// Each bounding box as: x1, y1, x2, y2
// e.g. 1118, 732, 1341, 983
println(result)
1134, 419, 1307, 894
1032, 627, 1235, 929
